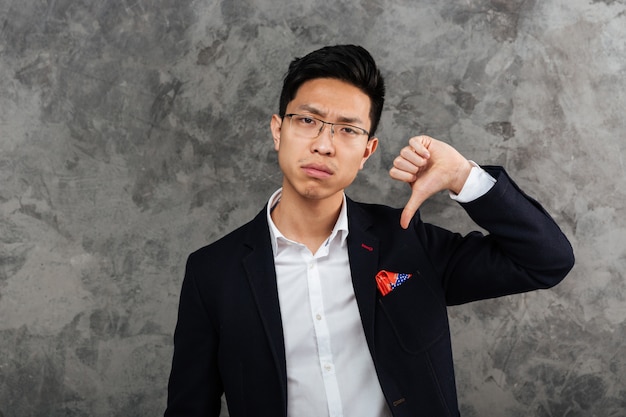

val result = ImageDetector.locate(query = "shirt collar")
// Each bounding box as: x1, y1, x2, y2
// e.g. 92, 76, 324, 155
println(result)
266, 188, 349, 256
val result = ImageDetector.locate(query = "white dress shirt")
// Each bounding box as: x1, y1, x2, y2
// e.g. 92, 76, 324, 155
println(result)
266, 164, 495, 417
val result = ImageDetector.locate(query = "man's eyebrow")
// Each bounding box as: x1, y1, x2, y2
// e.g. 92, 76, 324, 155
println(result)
296, 104, 364, 125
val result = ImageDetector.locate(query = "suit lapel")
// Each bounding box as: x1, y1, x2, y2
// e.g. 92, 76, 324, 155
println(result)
346, 199, 380, 351
242, 208, 288, 411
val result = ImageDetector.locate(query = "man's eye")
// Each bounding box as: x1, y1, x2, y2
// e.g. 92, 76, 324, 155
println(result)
339, 126, 359, 135
297, 116, 316, 125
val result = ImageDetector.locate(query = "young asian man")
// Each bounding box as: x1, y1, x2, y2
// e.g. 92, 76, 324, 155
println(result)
164, 44, 574, 417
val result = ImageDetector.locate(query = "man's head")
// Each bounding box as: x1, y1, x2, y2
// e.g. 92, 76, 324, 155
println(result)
278, 45, 385, 137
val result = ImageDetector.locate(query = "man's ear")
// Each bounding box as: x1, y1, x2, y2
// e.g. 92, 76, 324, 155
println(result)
270, 114, 282, 151
360, 137, 379, 169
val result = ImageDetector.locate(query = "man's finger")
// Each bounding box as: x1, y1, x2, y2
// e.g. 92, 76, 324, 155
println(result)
409, 135, 432, 156
389, 166, 417, 183
400, 190, 427, 229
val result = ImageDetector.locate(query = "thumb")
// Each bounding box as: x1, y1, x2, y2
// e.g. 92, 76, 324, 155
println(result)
400, 187, 428, 229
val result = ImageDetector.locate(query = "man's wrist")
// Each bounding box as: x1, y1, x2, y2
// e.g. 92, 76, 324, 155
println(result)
449, 161, 497, 203
451, 159, 474, 195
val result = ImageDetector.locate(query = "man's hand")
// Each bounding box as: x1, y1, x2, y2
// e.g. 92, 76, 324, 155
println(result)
389, 135, 473, 229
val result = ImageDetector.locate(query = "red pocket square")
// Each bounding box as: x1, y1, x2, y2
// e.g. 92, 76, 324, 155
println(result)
376, 270, 412, 296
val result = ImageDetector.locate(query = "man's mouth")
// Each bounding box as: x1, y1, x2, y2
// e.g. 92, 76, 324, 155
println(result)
301, 163, 333, 179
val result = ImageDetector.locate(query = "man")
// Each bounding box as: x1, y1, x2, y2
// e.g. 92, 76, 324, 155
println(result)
165, 45, 574, 417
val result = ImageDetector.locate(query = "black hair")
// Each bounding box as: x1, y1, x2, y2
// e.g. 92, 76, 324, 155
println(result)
278, 44, 385, 137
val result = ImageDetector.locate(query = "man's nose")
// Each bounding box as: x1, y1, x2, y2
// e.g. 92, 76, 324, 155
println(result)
317, 121, 335, 138
312, 122, 335, 154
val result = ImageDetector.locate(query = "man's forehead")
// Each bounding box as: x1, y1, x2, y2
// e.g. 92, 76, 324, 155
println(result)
287, 78, 372, 124
291, 103, 364, 125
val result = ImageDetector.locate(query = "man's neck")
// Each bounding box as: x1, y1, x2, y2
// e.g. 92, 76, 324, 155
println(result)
271, 189, 343, 254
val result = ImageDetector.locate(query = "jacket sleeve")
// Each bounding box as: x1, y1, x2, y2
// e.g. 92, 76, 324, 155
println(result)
416, 166, 575, 306
165, 253, 223, 417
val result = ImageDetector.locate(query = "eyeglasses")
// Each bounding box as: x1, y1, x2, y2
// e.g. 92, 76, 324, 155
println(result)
284, 114, 370, 140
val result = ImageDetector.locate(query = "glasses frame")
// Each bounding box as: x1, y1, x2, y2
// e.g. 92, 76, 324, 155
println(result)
283, 113, 371, 139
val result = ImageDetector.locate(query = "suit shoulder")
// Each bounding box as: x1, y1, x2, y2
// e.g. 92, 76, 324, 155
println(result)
350, 199, 402, 215
348, 199, 420, 225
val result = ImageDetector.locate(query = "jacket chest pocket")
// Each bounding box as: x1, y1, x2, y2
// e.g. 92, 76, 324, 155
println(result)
377, 271, 450, 354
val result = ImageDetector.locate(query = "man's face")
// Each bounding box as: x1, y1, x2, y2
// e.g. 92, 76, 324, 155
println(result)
270, 78, 378, 204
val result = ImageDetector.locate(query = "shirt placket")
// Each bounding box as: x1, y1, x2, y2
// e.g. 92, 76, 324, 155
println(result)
303, 249, 344, 417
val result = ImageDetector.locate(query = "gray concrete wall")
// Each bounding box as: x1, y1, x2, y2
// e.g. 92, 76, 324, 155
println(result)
0, 0, 624, 416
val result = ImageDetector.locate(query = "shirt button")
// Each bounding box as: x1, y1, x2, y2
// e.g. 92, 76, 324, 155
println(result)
324, 364, 332, 372
309, 263, 315, 269
315, 314, 322, 321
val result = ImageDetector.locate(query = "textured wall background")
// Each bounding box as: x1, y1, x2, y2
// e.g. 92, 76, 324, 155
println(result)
0, 0, 624, 416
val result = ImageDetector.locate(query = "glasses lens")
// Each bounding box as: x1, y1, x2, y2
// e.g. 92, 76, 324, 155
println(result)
290, 115, 321, 137
334, 124, 367, 140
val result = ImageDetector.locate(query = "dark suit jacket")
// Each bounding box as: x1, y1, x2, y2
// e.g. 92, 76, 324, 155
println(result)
165, 166, 574, 417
